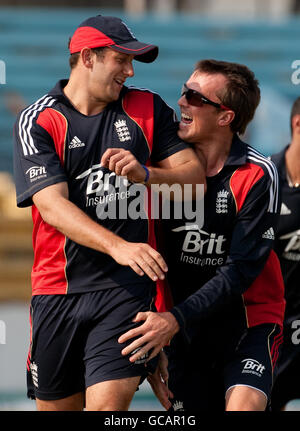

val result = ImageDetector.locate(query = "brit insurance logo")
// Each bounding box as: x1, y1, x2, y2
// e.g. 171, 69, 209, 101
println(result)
172, 224, 226, 267
25, 166, 47, 183
280, 229, 300, 262
241, 358, 265, 377
76, 164, 205, 222
114, 119, 131, 142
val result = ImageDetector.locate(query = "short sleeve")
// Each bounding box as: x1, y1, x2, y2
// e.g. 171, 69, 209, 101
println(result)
13, 111, 67, 208
151, 94, 189, 163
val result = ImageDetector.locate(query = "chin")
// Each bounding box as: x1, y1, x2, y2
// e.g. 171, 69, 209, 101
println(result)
178, 130, 192, 143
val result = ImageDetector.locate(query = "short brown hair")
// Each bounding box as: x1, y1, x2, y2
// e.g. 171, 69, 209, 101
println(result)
194, 59, 261, 135
67, 37, 107, 69
290, 96, 300, 135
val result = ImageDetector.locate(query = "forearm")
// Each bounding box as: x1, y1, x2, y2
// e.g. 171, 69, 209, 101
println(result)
35, 192, 124, 256
147, 158, 205, 188
169, 257, 265, 329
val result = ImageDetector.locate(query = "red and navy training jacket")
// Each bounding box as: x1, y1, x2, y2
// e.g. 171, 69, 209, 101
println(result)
158, 135, 285, 329
13, 80, 188, 295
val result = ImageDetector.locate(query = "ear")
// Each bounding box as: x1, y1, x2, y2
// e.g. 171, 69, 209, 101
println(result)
218, 110, 235, 128
80, 48, 94, 69
292, 114, 300, 135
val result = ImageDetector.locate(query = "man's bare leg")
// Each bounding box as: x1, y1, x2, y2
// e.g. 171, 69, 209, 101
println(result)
225, 385, 267, 411
85, 376, 141, 411
36, 391, 85, 411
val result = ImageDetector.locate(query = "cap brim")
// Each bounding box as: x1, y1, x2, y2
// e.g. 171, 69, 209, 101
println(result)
110, 40, 158, 63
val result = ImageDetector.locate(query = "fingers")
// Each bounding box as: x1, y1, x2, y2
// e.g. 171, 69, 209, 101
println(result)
100, 148, 146, 183
100, 148, 121, 167
159, 351, 169, 382
118, 313, 148, 344
127, 244, 168, 281
148, 375, 172, 410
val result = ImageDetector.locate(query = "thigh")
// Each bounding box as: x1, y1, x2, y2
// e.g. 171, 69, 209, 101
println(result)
28, 294, 86, 401
224, 323, 283, 407
85, 376, 141, 411
36, 392, 84, 411
84, 283, 158, 391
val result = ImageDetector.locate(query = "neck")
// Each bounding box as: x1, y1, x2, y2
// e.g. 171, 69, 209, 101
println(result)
63, 74, 107, 116
285, 137, 300, 186
193, 132, 233, 177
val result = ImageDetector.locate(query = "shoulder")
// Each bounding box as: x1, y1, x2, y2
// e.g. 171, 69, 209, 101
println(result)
245, 144, 278, 180
230, 144, 279, 213
15, 93, 57, 128
123, 85, 169, 108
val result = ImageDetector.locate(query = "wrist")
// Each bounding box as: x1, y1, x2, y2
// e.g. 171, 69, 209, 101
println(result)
166, 311, 180, 335
140, 164, 150, 185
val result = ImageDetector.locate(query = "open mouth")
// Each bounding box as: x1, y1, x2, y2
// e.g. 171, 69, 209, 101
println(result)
181, 112, 193, 124
114, 78, 125, 87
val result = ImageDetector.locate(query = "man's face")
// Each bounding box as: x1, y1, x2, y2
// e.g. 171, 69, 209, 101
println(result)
89, 48, 135, 104
177, 71, 228, 143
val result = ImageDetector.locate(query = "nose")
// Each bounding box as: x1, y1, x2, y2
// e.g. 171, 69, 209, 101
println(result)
177, 94, 186, 108
125, 61, 134, 78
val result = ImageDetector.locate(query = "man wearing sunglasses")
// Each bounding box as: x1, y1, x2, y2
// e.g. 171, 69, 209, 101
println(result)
119, 59, 285, 411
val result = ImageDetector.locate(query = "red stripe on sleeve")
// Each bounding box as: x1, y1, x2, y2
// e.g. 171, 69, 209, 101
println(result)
36, 108, 68, 165
230, 163, 264, 212
122, 90, 154, 154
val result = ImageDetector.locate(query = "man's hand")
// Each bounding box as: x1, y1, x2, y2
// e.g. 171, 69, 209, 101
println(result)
101, 148, 147, 183
118, 311, 180, 362
147, 350, 174, 410
110, 240, 168, 282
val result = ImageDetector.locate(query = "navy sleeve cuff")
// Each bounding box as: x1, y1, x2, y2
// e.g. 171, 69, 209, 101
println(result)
169, 306, 186, 329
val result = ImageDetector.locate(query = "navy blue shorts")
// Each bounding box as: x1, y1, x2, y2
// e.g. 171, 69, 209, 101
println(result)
27, 283, 157, 401
166, 322, 283, 411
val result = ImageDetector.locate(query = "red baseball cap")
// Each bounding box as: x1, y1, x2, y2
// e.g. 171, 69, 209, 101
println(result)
69, 15, 159, 63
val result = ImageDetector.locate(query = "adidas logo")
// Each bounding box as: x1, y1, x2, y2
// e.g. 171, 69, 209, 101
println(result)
69, 136, 85, 149
262, 227, 275, 240
280, 202, 291, 215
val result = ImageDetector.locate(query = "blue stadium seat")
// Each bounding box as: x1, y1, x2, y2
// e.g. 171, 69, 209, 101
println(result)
1, 8, 300, 171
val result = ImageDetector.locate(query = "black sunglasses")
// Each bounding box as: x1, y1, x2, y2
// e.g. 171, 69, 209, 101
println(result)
181, 83, 231, 111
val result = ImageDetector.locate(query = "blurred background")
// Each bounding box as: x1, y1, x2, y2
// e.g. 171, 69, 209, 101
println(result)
0, 0, 300, 411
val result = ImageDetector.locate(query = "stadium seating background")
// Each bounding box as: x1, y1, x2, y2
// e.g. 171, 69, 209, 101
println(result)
1, 7, 300, 174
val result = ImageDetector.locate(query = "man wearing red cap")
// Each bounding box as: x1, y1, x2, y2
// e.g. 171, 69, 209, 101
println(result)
13, 15, 205, 411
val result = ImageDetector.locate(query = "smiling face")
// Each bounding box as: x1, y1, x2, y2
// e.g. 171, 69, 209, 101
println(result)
178, 71, 230, 143
88, 48, 135, 105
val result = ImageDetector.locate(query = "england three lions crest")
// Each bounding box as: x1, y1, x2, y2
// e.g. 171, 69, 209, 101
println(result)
114, 119, 131, 142
216, 189, 229, 214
